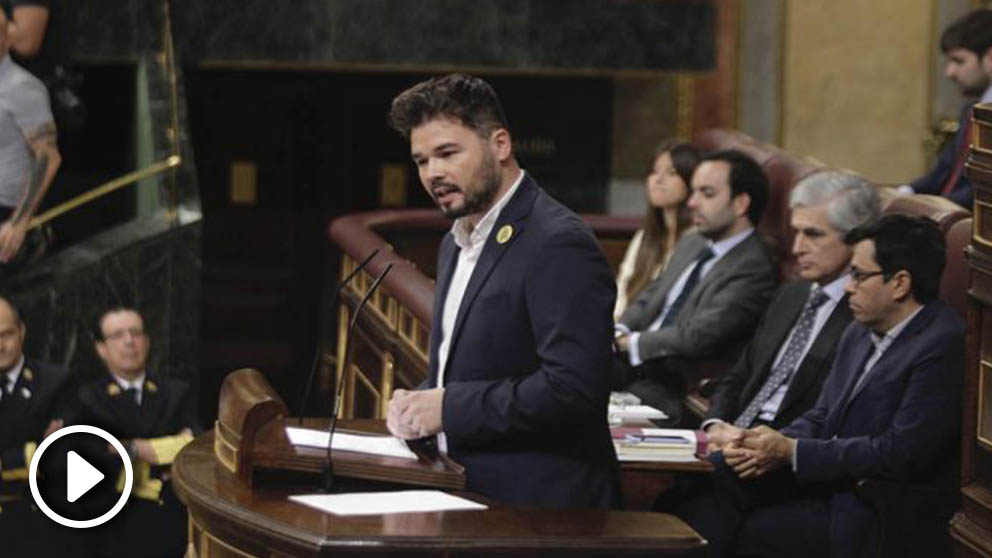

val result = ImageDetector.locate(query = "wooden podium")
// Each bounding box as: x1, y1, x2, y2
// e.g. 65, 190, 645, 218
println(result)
171, 369, 708, 556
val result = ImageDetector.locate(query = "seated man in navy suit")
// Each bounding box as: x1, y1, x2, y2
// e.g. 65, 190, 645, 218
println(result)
901, 9, 992, 207
383, 74, 619, 508
679, 214, 965, 557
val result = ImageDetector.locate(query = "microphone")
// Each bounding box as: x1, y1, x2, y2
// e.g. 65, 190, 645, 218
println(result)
323, 262, 393, 492
297, 248, 379, 426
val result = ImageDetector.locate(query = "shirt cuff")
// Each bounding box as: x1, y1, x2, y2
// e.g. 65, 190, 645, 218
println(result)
896, 184, 915, 195
615, 323, 632, 337
700, 418, 724, 431
628, 332, 643, 366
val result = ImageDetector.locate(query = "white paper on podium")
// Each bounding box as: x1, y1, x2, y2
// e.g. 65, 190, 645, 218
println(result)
285, 426, 417, 460
290, 490, 487, 516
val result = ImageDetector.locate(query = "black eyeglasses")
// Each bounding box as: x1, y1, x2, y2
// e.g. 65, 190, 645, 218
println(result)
849, 267, 886, 285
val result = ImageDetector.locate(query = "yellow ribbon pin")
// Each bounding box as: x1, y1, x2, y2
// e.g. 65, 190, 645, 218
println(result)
22, 368, 32, 382
496, 224, 513, 244
107, 383, 121, 397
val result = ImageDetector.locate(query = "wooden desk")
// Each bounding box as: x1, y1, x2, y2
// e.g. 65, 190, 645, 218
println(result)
173, 430, 707, 557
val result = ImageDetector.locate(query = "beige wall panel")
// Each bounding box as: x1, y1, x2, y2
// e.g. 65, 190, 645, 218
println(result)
782, 0, 931, 182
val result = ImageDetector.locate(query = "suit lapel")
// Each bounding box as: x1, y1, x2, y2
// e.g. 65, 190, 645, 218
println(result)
443, 177, 538, 378
101, 378, 142, 437
685, 232, 759, 311
740, 285, 809, 402
643, 235, 705, 316
778, 295, 852, 416
825, 329, 875, 435
137, 377, 168, 436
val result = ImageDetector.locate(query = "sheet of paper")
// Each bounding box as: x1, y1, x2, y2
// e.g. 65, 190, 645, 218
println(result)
285, 426, 417, 460
608, 404, 668, 420
290, 490, 488, 516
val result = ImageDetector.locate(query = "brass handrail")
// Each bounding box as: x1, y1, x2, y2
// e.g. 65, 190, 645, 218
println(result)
27, 0, 186, 232
28, 155, 182, 229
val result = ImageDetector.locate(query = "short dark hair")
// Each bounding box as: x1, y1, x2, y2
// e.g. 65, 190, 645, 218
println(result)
941, 10, 992, 56
94, 306, 143, 341
387, 73, 510, 140
698, 149, 769, 226
0, 1, 11, 21
844, 214, 945, 303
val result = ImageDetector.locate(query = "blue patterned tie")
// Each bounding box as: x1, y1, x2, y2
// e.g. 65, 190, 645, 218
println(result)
733, 287, 830, 428
660, 246, 715, 328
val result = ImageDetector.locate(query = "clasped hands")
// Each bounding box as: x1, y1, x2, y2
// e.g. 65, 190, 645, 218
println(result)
386, 388, 444, 440
706, 423, 797, 479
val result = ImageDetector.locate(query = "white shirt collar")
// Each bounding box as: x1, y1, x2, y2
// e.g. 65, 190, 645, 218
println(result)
451, 169, 525, 251
816, 272, 850, 303
708, 227, 754, 259
980, 83, 992, 105
869, 305, 924, 347
4, 355, 25, 390
112, 371, 146, 392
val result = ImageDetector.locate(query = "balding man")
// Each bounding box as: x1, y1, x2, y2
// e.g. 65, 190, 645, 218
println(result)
0, 295, 75, 556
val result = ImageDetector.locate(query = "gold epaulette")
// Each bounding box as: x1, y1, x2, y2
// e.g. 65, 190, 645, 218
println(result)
0, 441, 38, 482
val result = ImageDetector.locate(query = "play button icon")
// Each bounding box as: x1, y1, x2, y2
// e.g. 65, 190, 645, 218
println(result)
66, 450, 105, 503
29, 424, 133, 528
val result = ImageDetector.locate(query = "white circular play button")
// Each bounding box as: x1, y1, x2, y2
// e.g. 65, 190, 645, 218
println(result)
29, 424, 134, 528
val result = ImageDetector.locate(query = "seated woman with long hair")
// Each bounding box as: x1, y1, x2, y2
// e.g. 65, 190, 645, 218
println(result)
614, 141, 701, 319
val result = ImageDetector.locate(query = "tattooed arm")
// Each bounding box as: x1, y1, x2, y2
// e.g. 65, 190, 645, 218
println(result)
0, 122, 60, 262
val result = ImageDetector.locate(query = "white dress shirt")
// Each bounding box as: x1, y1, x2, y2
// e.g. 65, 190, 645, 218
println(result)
627, 227, 755, 366
1, 355, 25, 399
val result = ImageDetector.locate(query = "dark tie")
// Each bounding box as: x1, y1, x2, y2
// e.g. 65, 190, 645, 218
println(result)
124, 387, 140, 406
0, 380, 11, 404
660, 246, 715, 328
733, 288, 831, 428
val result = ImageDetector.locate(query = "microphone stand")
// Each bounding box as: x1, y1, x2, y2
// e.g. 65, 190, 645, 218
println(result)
322, 263, 393, 492
297, 248, 379, 426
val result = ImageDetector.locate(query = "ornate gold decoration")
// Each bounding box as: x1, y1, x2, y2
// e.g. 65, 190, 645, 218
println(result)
107, 383, 122, 397
22, 368, 32, 382
145, 380, 158, 393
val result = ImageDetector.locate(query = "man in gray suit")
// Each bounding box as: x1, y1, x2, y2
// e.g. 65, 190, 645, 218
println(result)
615, 150, 778, 424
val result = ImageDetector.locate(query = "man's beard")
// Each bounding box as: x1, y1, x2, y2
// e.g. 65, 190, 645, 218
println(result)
437, 152, 502, 219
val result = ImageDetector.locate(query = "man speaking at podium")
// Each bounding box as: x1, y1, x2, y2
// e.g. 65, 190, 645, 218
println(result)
384, 74, 620, 508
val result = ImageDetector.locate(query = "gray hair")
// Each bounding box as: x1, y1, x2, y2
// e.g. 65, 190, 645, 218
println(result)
789, 171, 881, 234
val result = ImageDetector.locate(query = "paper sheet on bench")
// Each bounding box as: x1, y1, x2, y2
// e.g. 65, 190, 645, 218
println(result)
608, 404, 668, 420
285, 426, 417, 460
290, 490, 487, 516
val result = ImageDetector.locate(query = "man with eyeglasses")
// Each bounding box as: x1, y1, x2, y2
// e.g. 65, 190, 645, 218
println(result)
679, 214, 964, 558
74, 306, 200, 558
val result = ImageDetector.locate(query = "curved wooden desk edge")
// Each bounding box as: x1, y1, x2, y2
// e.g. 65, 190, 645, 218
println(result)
174, 432, 707, 557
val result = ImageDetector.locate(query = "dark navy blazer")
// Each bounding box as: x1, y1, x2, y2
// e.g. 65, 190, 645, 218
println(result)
782, 301, 965, 557
911, 104, 973, 208
429, 174, 620, 508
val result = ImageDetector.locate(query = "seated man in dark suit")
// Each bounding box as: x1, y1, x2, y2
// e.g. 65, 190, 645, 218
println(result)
680, 214, 964, 558
901, 9, 992, 208
0, 294, 77, 557
75, 307, 201, 558
703, 171, 880, 448
614, 150, 779, 424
